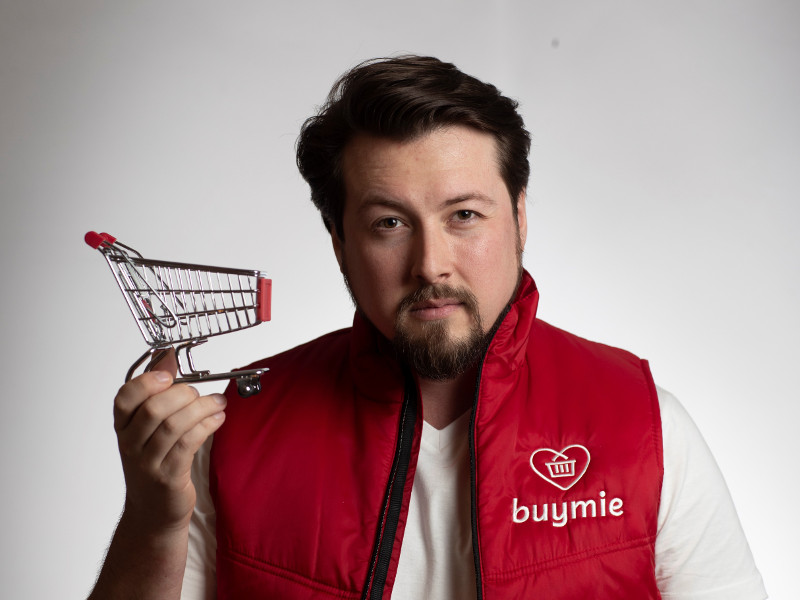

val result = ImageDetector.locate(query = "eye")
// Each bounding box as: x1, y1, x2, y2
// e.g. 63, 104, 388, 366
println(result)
375, 217, 403, 229
454, 210, 477, 221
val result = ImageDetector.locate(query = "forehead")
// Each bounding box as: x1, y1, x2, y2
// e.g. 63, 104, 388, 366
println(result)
340, 126, 507, 209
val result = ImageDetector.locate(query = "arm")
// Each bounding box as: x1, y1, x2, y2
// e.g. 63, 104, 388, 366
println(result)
655, 387, 766, 599
181, 435, 218, 599
89, 353, 226, 600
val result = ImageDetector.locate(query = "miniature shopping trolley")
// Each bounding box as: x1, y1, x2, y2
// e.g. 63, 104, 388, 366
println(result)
85, 231, 271, 397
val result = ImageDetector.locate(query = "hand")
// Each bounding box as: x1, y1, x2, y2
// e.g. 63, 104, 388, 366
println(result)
113, 349, 226, 531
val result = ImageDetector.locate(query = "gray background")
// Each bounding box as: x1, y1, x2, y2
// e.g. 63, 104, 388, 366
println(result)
1, 1, 797, 597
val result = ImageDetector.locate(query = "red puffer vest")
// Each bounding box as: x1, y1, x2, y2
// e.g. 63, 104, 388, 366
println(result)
210, 272, 663, 599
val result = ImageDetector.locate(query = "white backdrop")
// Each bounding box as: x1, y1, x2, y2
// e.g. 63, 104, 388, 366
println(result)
1, 1, 797, 597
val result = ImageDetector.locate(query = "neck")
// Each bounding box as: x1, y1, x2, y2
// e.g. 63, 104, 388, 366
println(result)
417, 366, 477, 430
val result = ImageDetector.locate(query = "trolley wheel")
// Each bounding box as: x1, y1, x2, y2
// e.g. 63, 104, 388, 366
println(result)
237, 374, 262, 397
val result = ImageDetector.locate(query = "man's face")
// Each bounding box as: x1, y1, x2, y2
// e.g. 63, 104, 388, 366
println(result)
332, 125, 527, 379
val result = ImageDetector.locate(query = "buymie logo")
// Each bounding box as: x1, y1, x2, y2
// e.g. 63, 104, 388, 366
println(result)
512, 445, 625, 527
530, 445, 590, 491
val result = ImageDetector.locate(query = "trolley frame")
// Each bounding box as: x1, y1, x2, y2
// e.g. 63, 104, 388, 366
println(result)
85, 231, 271, 396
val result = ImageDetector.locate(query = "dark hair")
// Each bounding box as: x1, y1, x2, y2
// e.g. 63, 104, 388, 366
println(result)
296, 55, 531, 239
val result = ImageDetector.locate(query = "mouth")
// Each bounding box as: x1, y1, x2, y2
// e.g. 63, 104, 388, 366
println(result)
407, 298, 463, 321
396, 284, 481, 327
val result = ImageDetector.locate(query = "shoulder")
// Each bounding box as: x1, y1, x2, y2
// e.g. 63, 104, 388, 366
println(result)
528, 319, 651, 385
532, 319, 643, 364
241, 326, 353, 373
222, 326, 355, 406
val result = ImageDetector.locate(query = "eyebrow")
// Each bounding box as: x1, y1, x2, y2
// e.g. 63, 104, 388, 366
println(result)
440, 193, 498, 209
355, 196, 405, 215
356, 192, 498, 215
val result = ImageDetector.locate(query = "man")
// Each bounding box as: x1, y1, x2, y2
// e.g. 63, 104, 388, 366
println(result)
90, 56, 766, 599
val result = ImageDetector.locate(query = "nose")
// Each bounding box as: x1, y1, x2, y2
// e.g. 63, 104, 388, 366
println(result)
410, 225, 452, 285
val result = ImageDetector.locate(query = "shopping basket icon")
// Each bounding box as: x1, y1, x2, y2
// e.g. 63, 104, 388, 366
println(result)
545, 459, 577, 478
85, 231, 271, 396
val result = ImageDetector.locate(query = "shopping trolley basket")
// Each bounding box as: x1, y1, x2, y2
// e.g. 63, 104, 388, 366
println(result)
85, 231, 271, 397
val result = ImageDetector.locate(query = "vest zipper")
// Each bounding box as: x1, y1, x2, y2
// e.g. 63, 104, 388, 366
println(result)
469, 358, 486, 600
470, 304, 512, 600
362, 368, 419, 600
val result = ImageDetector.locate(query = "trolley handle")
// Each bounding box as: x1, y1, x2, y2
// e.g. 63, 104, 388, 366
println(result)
85, 231, 117, 249
257, 277, 272, 323
86, 230, 180, 328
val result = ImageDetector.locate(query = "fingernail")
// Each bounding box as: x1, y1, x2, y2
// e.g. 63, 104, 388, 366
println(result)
214, 394, 227, 405
153, 371, 171, 383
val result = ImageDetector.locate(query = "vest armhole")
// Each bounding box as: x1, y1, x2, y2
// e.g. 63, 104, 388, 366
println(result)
640, 359, 665, 498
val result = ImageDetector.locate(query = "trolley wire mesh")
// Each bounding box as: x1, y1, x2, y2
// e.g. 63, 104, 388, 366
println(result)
86, 231, 271, 396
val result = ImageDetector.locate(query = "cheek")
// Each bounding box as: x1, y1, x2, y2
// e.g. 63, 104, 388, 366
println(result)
461, 229, 520, 310
346, 246, 403, 310
462, 232, 514, 277
352, 247, 393, 286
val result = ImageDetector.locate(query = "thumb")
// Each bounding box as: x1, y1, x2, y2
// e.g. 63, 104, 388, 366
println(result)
146, 347, 178, 378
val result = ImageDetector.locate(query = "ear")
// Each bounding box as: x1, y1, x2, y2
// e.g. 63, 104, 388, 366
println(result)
516, 189, 528, 250
331, 228, 344, 273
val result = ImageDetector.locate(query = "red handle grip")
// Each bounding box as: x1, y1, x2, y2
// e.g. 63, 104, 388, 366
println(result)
257, 277, 272, 323
85, 231, 116, 248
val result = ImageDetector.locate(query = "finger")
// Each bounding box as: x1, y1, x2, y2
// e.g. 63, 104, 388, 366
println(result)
160, 410, 226, 481
140, 392, 227, 470
117, 384, 201, 455
113, 370, 175, 431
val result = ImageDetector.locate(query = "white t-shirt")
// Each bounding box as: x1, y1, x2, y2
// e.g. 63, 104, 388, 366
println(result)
392, 410, 476, 599
180, 387, 767, 600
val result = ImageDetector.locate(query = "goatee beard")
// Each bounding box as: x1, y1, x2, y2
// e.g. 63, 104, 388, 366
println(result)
340, 260, 522, 381
392, 284, 489, 381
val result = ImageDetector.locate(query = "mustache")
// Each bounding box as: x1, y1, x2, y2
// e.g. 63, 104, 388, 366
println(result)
396, 284, 480, 316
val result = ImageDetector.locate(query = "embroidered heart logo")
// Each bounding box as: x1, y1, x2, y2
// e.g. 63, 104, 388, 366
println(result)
530, 445, 591, 491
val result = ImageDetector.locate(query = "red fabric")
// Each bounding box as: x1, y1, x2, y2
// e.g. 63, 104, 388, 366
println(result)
210, 272, 662, 599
